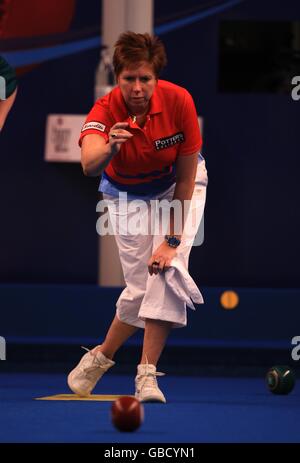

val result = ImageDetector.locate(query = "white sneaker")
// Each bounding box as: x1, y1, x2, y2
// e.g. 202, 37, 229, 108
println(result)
135, 363, 166, 403
67, 346, 115, 396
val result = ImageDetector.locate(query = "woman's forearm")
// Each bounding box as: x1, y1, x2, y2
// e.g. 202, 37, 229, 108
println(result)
169, 180, 195, 238
82, 143, 115, 177
0, 89, 17, 130
81, 123, 132, 177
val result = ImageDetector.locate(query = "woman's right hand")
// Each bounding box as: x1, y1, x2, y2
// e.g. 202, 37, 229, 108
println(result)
109, 122, 133, 155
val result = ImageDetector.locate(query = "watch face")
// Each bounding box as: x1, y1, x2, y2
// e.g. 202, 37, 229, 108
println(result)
166, 235, 180, 247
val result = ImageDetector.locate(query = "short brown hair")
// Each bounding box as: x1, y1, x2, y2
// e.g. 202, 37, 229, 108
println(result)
113, 31, 167, 78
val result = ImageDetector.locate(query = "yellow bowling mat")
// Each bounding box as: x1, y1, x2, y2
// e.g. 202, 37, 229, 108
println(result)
36, 394, 134, 401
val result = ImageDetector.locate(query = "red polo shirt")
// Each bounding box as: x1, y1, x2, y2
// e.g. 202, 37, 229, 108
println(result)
79, 80, 202, 195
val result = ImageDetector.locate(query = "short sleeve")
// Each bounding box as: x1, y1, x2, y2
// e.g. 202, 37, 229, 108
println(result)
79, 99, 112, 147
0, 55, 17, 99
177, 90, 202, 156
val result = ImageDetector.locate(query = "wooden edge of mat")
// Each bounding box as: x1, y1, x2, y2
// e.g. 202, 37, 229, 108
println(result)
35, 394, 135, 401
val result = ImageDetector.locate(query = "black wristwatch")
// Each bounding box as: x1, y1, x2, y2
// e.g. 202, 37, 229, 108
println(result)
165, 235, 181, 248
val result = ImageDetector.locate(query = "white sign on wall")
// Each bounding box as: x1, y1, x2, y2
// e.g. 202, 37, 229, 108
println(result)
198, 116, 203, 134
44, 114, 86, 162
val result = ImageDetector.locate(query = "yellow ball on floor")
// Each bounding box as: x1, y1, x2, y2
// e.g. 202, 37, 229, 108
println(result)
220, 290, 239, 309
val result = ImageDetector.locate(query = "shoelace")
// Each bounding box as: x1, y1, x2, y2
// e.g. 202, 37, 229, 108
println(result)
136, 357, 165, 392
137, 372, 165, 392
80, 346, 107, 375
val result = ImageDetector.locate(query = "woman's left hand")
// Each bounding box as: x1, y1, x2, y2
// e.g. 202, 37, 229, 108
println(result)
148, 241, 177, 275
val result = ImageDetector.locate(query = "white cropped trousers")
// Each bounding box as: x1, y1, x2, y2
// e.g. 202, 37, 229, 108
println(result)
102, 158, 208, 329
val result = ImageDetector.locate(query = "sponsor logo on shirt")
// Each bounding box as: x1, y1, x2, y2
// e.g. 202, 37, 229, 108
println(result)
81, 121, 106, 132
154, 132, 185, 150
